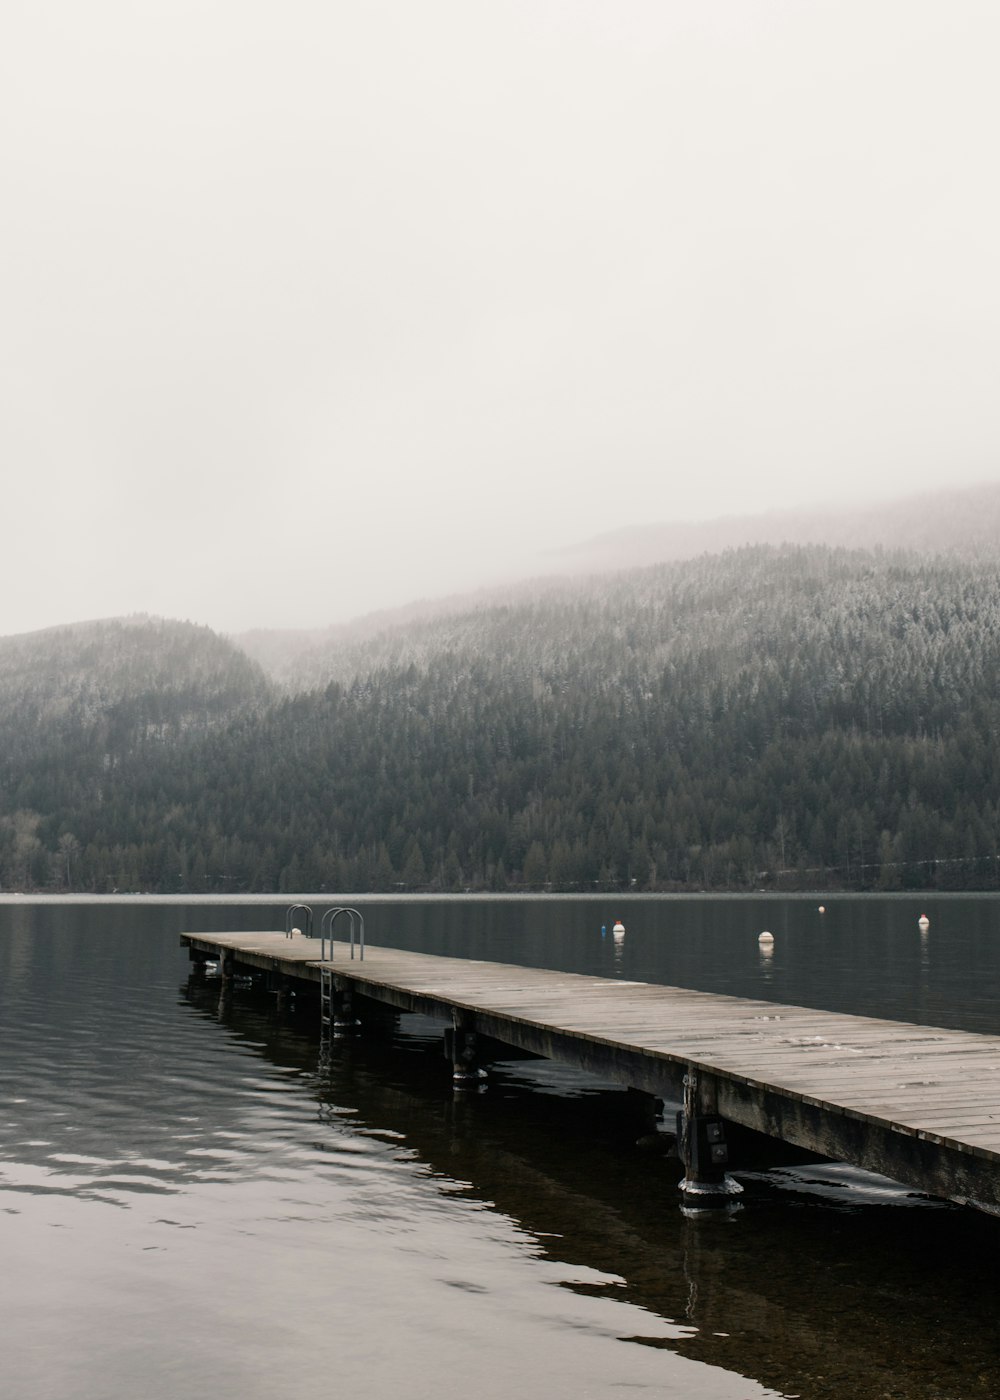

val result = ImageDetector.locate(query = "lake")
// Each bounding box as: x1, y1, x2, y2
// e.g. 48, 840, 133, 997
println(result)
2, 893, 999, 1400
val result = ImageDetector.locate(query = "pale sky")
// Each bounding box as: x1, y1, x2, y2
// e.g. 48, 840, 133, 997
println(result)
3, 1, 999, 636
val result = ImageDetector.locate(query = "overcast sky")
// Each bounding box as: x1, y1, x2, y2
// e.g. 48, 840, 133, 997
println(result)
3, 1, 999, 637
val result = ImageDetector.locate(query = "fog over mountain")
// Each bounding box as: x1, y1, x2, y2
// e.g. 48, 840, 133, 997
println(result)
555, 480, 1000, 575
235, 481, 1000, 682
3, 491, 1000, 895
7, 5, 1000, 639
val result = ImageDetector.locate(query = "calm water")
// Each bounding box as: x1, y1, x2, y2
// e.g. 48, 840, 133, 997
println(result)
2, 894, 1000, 1400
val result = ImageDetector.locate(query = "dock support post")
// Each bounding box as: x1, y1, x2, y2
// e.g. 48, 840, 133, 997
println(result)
676, 1070, 743, 1208
331, 976, 360, 1033
269, 969, 294, 1012
446, 1011, 487, 1090
213, 950, 234, 1016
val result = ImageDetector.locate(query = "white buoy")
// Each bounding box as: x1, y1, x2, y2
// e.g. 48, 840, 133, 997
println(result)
918, 914, 930, 929
612, 919, 626, 935
818, 905, 826, 914
758, 931, 774, 945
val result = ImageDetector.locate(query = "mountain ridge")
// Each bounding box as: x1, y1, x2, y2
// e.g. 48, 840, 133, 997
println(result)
233, 480, 1000, 681
1, 542, 999, 894
553, 479, 1000, 573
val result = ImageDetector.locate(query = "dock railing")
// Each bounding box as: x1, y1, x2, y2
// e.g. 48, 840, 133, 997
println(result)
319, 906, 366, 961
284, 904, 313, 939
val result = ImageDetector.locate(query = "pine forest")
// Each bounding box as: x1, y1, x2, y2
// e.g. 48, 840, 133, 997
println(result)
2, 543, 999, 895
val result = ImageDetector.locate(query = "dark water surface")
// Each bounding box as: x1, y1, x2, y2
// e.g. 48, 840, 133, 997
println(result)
2, 894, 1000, 1400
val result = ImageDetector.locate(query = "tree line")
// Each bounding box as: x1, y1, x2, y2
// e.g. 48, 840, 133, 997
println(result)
2, 548, 1000, 893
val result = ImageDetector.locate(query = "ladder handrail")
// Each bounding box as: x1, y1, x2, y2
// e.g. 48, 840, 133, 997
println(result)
320, 906, 365, 961
285, 903, 314, 937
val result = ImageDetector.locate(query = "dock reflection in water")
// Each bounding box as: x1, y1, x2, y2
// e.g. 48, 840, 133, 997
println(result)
2, 898, 1000, 1400
186, 974, 1000, 1400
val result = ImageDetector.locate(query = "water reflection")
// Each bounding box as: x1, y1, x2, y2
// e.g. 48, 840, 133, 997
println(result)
183, 976, 1000, 1400
757, 941, 774, 981
4, 896, 1000, 1400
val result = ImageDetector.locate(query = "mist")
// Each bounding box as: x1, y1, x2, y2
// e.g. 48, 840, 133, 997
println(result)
3, 2, 999, 637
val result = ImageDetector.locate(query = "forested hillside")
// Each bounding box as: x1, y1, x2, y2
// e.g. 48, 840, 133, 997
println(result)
236, 479, 1000, 683
0, 617, 274, 889
2, 549, 1000, 893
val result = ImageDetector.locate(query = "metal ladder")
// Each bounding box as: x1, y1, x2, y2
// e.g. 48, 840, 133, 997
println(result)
320, 965, 334, 1036
315, 907, 365, 1065
284, 903, 366, 962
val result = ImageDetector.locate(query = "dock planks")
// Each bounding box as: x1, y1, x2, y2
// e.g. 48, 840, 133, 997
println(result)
181, 931, 1000, 1213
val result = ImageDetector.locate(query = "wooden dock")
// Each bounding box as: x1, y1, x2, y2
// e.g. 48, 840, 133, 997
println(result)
182, 931, 1000, 1215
